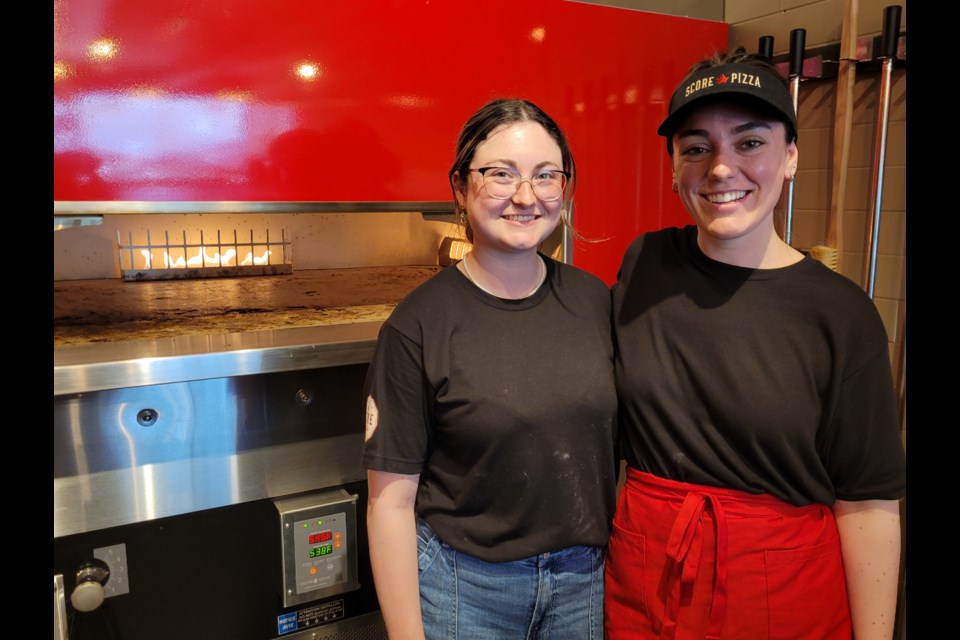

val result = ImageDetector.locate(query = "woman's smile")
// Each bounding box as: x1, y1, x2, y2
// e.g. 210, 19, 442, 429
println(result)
702, 190, 749, 204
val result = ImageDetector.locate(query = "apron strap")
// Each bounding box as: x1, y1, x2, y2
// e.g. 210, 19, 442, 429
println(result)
662, 492, 730, 640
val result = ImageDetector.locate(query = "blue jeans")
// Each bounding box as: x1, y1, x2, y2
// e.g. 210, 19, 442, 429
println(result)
416, 518, 605, 640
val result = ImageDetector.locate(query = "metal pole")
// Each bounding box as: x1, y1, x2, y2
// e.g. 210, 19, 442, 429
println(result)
785, 28, 806, 246
863, 5, 902, 298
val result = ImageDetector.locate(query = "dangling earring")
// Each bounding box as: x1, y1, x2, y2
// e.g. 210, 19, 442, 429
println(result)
671, 176, 679, 192
458, 206, 467, 225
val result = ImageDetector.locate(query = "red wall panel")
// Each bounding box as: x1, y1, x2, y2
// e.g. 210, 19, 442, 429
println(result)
54, 0, 727, 283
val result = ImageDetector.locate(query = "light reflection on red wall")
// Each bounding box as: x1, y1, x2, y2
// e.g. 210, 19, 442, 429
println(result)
53, 0, 728, 283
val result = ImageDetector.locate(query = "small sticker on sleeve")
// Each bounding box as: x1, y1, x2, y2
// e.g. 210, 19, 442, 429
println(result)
365, 395, 379, 441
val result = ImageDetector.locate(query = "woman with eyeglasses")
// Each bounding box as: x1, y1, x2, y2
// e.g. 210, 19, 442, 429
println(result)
362, 98, 618, 639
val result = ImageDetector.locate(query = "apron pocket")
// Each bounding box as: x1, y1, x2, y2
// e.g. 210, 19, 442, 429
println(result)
764, 536, 851, 639
605, 519, 656, 636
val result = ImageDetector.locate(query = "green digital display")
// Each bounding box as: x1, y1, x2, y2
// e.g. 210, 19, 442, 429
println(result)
309, 544, 334, 558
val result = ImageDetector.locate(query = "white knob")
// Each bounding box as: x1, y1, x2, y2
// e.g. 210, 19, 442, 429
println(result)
71, 580, 105, 612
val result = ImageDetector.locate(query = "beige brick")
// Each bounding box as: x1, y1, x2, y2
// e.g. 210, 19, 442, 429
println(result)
849, 121, 907, 172
781, 0, 826, 10
873, 295, 899, 343
797, 125, 834, 172
879, 165, 906, 211
841, 208, 869, 254
728, 3, 845, 55
857, 0, 908, 35
851, 76, 885, 124
885, 120, 906, 167
844, 166, 873, 212
725, 0, 787, 27
841, 167, 903, 227
798, 79, 836, 123
877, 209, 906, 255
849, 71, 904, 128
888, 71, 906, 118
888, 341, 903, 377
835, 252, 864, 286
871, 253, 905, 300
793, 167, 832, 211
791, 208, 828, 249
843, 215, 905, 280
848, 122, 878, 170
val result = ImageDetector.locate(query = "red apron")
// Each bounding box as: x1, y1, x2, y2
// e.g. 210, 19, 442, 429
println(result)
604, 468, 852, 640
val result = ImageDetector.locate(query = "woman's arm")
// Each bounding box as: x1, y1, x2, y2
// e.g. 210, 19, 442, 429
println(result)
832, 498, 902, 640
367, 469, 425, 640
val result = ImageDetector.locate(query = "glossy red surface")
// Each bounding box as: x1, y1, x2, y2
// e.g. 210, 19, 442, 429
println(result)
54, 1, 727, 283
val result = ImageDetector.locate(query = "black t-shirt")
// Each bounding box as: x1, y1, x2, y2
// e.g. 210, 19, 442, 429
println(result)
363, 255, 619, 561
612, 226, 906, 506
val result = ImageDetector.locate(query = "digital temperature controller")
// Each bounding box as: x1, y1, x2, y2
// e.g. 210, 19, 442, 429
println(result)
275, 489, 360, 608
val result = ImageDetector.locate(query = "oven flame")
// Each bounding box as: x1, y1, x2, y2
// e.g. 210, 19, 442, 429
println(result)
139, 247, 272, 270
119, 228, 292, 281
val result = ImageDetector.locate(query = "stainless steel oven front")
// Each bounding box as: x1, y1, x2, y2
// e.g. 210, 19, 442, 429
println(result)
53, 323, 388, 640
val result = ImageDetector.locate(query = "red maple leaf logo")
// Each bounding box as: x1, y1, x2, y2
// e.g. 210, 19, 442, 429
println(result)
718, 73, 729, 84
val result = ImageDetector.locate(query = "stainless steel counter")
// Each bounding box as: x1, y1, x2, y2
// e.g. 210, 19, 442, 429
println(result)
54, 320, 384, 396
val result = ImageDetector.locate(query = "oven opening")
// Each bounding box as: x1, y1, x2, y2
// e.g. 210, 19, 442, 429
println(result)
117, 227, 294, 281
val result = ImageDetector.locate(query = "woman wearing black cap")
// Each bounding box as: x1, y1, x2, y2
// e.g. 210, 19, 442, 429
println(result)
605, 49, 905, 640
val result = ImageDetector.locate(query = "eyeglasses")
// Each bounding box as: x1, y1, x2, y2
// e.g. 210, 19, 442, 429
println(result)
469, 166, 569, 202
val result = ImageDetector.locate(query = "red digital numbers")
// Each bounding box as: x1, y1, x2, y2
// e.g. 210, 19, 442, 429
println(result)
308, 531, 332, 545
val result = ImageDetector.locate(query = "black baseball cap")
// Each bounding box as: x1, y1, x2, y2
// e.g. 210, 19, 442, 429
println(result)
657, 62, 798, 141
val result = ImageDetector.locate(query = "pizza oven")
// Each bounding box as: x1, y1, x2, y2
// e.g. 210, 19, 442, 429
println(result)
52, 205, 474, 640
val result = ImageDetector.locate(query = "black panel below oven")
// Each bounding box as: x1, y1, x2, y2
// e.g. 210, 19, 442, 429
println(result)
53, 480, 380, 640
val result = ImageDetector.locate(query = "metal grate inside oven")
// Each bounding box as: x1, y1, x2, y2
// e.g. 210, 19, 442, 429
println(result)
117, 228, 293, 281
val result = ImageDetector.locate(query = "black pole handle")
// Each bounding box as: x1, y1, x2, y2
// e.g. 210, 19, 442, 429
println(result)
789, 29, 807, 77
758, 36, 774, 60
882, 5, 902, 59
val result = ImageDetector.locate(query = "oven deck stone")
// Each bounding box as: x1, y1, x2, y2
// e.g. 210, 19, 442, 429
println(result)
54, 265, 441, 345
